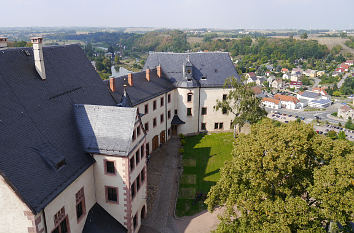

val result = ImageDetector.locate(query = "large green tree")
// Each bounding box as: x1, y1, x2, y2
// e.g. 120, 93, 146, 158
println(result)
206, 119, 353, 232
214, 77, 266, 136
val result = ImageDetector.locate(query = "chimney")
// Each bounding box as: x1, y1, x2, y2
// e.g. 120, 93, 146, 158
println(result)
157, 65, 162, 78
109, 77, 116, 92
146, 69, 150, 81
31, 37, 46, 80
0, 37, 7, 49
128, 73, 133, 86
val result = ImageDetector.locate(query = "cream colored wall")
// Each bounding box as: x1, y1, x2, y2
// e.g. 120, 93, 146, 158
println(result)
177, 87, 234, 134
199, 88, 234, 132
137, 89, 176, 153
93, 154, 127, 228
44, 166, 96, 233
0, 176, 34, 233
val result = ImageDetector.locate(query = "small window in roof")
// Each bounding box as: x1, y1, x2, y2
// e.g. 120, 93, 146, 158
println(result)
34, 143, 66, 170
201, 76, 207, 80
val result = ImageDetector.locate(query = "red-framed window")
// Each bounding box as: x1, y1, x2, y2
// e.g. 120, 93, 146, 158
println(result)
52, 207, 70, 233
76, 187, 86, 223
105, 186, 119, 204
104, 160, 116, 175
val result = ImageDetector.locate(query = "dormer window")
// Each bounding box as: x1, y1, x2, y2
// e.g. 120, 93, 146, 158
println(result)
201, 76, 207, 80
187, 78, 192, 82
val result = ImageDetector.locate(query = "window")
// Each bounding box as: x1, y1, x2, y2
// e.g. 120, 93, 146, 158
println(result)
141, 167, 145, 182
76, 188, 86, 222
141, 145, 145, 158
130, 156, 135, 171
146, 143, 150, 156
105, 160, 115, 175
201, 107, 207, 115
219, 122, 224, 129
160, 97, 164, 107
133, 214, 138, 230
144, 122, 149, 132
174, 109, 178, 115
223, 94, 227, 101
106, 186, 118, 203
201, 76, 207, 80
136, 149, 140, 165
153, 118, 157, 127
201, 123, 206, 130
144, 104, 149, 114
137, 126, 141, 136
132, 130, 136, 141
131, 182, 136, 199
53, 207, 69, 233
168, 110, 171, 119
160, 114, 164, 123
136, 174, 141, 191
168, 94, 171, 103
222, 107, 227, 114
168, 128, 171, 136
214, 122, 224, 129
187, 93, 192, 102
153, 100, 157, 110
187, 108, 192, 116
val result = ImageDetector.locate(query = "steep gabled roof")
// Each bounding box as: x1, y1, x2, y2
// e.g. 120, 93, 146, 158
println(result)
74, 105, 139, 156
105, 68, 175, 106
143, 52, 240, 88
0, 45, 116, 214
262, 97, 280, 104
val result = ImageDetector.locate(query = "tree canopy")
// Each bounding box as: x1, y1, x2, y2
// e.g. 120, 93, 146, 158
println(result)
214, 77, 267, 132
206, 119, 353, 232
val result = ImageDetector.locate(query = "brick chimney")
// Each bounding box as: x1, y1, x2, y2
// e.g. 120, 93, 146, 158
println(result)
157, 65, 162, 78
146, 69, 150, 81
128, 73, 133, 86
109, 77, 116, 92
31, 37, 46, 80
0, 37, 7, 49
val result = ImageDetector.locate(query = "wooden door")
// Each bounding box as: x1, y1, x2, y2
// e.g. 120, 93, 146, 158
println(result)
152, 135, 159, 151
160, 131, 166, 144
172, 125, 177, 136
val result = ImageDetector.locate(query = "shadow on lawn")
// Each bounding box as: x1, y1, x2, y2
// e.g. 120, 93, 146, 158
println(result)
176, 133, 220, 217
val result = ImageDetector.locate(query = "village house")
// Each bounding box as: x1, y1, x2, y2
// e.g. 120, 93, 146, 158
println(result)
281, 68, 289, 73
271, 78, 284, 89
282, 72, 290, 80
261, 97, 281, 109
274, 94, 300, 110
338, 105, 354, 120
256, 76, 267, 86
246, 72, 257, 84
303, 69, 317, 78
290, 81, 302, 89
0, 38, 240, 233
345, 60, 354, 66
316, 71, 325, 77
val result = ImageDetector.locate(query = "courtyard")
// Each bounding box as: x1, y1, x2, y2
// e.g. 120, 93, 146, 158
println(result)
176, 132, 234, 217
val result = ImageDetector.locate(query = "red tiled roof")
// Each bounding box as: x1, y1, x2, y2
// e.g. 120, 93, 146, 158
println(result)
274, 94, 299, 103
262, 97, 280, 104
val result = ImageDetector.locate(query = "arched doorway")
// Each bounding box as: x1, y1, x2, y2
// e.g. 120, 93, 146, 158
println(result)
160, 130, 166, 144
141, 205, 146, 219
152, 135, 159, 151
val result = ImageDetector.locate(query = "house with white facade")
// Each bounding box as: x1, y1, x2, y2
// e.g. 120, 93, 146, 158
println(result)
338, 105, 354, 120
261, 97, 281, 109
271, 79, 284, 89
282, 72, 290, 80
246, 72, 257, 84
0, 39, 241, 233
274, 94, 300, 109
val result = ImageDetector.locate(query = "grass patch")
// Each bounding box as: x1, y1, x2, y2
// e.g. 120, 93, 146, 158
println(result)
176, 132, 234, 217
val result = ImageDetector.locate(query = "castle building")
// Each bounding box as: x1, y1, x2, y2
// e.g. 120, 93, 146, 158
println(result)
0, 39, 239, 233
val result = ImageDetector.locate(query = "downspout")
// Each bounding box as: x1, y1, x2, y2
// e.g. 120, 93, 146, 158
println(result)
165, 92, 168, 140
197, 86, 201, 133
43, 209, 48, 233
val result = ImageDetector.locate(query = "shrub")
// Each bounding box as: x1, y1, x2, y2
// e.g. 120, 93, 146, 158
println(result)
179, 134, 185, 139
179, 148, 184, 154
180, 139, 186, 145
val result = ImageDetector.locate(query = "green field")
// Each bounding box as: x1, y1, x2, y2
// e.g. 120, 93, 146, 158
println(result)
176, 132, 234, 217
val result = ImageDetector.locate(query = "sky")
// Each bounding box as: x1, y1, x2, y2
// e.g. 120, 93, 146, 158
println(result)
1, 0, 353, 29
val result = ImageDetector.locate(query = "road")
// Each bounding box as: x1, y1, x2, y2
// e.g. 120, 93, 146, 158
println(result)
337, 73, 350, 88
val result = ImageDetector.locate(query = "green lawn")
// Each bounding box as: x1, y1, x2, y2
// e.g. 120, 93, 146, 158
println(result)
176, 132, 234, 217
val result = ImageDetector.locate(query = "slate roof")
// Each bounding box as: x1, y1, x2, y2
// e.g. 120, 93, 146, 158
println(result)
83, 203, 127, 233
143, 52, 240, 88
0, 45, 116, 214
301, 91, 320, 99
74, 104, 138, 156
171, 115, 185, 125
105, 68, 175, 106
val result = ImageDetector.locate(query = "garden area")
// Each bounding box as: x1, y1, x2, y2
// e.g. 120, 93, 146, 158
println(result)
175, 132, 234, 217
